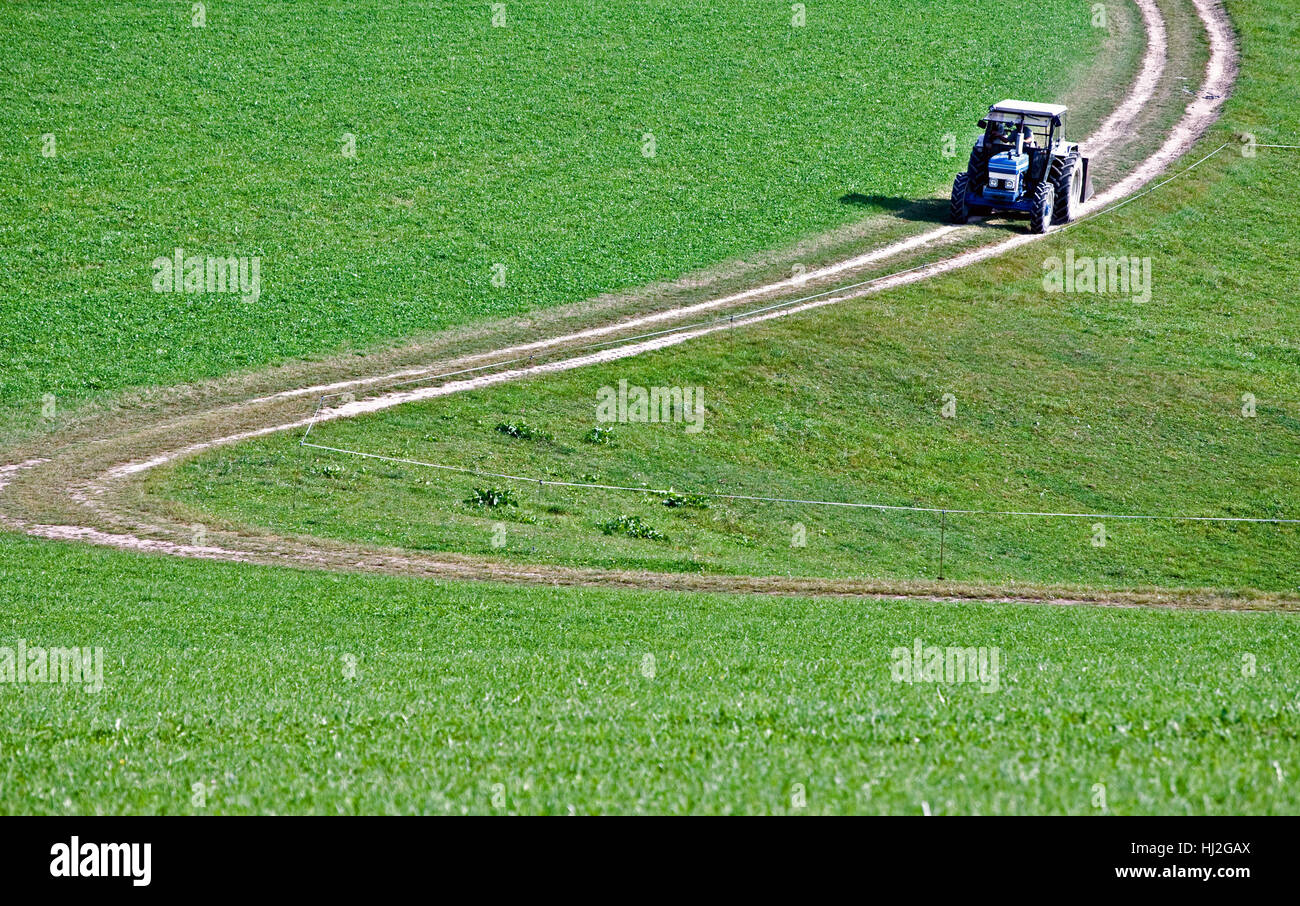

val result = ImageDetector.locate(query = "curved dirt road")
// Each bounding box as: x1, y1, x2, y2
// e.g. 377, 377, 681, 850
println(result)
3, 0, 1260, 611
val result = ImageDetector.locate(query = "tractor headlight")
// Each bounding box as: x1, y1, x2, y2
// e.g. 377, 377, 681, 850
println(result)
988, 176, 1002, 189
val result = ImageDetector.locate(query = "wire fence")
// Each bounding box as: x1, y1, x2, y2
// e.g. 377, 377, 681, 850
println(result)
298, 441, 1300, 527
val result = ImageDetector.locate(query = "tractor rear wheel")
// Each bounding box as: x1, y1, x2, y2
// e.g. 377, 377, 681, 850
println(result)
950, 173, 970, 224
1051, 156, 1082, 224
1029, 182, 1055, 234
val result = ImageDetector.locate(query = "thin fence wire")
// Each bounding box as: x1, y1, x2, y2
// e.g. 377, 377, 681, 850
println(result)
299, 441, 1300, 525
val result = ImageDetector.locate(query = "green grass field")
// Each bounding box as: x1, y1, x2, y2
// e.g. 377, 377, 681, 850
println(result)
0, 0, 1101, 425
2, 0, 1299, 815
3, 532, 1298, 815
159, 0, 1300, 597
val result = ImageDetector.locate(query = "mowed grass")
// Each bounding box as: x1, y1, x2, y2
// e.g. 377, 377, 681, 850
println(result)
1, 533, 1297, 815
164, 0, 1300, 596
0, 0, 1101, 426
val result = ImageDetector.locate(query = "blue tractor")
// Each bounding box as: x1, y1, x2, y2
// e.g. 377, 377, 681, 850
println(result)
950, 100, 1094, 233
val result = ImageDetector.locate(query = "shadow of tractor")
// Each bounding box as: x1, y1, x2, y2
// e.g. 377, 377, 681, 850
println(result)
838, 193, 950, 225
839, 192, 1029, 232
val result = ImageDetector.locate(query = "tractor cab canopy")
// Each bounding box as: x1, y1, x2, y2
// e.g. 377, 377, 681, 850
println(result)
981, 100, 1068, 149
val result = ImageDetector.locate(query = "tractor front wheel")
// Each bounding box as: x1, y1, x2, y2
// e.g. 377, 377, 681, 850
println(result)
1029, 182, 1055, 234
966, 148, 992, 215
950, 173, 970, 224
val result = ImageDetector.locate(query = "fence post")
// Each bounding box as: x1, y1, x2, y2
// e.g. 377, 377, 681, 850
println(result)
938, 510, 947, 580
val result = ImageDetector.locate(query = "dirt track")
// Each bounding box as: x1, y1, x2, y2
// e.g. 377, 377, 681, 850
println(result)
3, 1, 1266, 612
